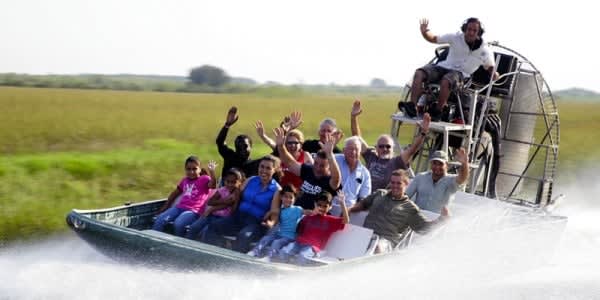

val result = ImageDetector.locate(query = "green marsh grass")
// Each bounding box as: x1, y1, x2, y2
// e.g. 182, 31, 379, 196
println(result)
0, 86, 598, 244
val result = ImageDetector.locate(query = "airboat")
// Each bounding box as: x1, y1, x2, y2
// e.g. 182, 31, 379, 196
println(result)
66, 41, 567, 274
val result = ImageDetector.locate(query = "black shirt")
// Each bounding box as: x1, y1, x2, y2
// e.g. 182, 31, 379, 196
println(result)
216, 126, 259, 178
295, 164, 337, 210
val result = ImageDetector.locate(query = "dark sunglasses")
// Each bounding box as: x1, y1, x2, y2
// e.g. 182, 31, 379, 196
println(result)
377, 144, 392, 149
286, 141, 301, 145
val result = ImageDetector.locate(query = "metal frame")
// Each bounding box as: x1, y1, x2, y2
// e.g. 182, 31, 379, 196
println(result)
391, 42, 560, 208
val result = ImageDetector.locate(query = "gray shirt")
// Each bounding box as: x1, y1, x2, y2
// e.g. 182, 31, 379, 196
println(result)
361, 189, 436, 246
406, 171, 460, 213
362, 149, 408, 190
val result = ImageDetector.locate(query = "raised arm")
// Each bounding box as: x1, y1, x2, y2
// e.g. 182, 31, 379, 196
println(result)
216, 107, 239, 152
420, 18, 437, 43
337, 191, 350, 224
350, 99, 370, 154
321, 134, 341, 191
455, 147, 470, 185
400, 113, 431, 164
254, 120, 276, 150
274, 127, 302, 176
206, 160, 218, 189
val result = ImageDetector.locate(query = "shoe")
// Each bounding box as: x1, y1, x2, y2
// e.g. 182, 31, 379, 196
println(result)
429, 105, 443, 122
247, 249, 258, 257
398, 101, 417, 118
257, 256, 271, 262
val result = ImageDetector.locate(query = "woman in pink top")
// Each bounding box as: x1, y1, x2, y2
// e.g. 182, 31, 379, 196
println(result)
152, 156, 217, 236
185, 168, 244, 240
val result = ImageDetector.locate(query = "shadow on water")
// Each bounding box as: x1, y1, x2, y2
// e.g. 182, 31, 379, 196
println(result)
1, 169, 599, 299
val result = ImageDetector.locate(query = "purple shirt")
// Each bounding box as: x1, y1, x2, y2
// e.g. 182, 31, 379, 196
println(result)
175, 175, 212, 214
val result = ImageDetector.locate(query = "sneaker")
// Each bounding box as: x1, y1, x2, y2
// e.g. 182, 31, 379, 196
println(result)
257, 256, 271, 262
247, 249, 258, 257
398, 101, 417, 118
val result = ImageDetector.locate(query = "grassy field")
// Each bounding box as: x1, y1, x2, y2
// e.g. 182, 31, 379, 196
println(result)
1, 86, 599, 245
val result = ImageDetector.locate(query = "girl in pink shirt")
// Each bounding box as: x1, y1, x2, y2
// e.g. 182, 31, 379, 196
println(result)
152, 156, 216, 236
185, 168, 244, 240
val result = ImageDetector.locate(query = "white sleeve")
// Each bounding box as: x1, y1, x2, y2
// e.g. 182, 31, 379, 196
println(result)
436, 33, 457, 45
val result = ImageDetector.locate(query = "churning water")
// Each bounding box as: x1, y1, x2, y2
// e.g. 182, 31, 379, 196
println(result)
1, 172, 599, 299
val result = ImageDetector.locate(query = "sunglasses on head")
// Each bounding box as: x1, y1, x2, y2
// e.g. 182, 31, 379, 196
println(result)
377, 144, 392, 149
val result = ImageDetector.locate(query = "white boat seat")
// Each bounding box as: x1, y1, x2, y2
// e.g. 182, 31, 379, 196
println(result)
307, 224, 375, 264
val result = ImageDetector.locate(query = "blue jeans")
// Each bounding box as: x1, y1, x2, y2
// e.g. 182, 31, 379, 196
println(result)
152, 207, 199, 236
185, 215, 222, 240
202, 211, 267, 253
279, 242, 317, 265
253, 231, 294, 257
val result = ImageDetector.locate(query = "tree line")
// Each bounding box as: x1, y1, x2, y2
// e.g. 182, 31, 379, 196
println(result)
0, 65, 395, 94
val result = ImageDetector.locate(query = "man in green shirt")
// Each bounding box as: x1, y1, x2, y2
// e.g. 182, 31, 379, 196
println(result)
349, 169, 449, 253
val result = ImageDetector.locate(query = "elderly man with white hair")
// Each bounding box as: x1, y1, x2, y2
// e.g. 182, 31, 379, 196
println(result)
330, 136, 372, 216
351, 99, 430, 190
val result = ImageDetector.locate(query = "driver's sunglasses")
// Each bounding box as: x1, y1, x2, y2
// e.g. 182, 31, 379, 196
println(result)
377, 144, 392, 149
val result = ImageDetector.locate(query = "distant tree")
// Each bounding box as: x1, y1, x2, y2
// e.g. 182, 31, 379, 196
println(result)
370, 78, 387, 88
189, 65, 230, 86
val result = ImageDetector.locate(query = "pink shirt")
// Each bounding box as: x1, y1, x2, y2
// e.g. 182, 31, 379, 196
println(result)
209, 187, 234, 217
175, 175, 212, 214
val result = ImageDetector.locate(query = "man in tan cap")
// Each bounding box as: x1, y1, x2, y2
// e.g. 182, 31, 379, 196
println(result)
405, 148, 469, 213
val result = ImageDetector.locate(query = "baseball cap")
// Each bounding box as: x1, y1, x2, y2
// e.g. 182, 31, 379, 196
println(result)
430, 150, 448, 163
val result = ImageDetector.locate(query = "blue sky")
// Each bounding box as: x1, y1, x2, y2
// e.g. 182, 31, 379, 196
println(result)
1, 0, 596, 91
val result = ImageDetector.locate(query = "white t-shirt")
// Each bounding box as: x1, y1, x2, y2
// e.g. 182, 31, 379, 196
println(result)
437, 32, 495, 77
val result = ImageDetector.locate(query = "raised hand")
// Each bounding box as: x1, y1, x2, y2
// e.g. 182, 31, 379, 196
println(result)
288, 111, 303, 130
419, 18, 430, 34
351, 99, 362, 117
336, 190, 346, 207
418, 113, 431, 133
207, 160, 218, 172
319, 133, 336, 154
332, 130, 344, 145
280, 115, 292, 133
225, 106, 239, 127
255, 120, 266, 137
455, 147, 468, 165
273, 127, 286, 146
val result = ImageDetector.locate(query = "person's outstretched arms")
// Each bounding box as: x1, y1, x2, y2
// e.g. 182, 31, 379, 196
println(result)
420, 18, 437, 43
254, 120, 276, 150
